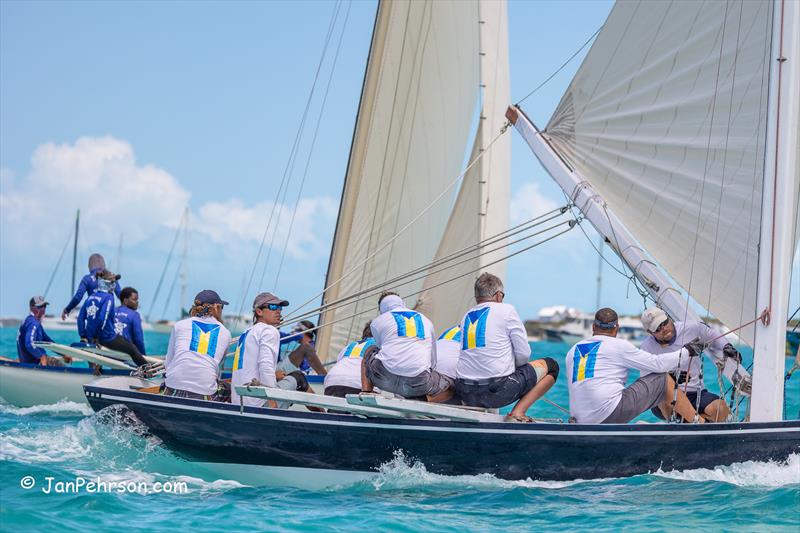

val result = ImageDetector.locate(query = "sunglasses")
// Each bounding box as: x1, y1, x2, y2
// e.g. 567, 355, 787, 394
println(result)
655, 319, 669, 334
260, 303, 283, 311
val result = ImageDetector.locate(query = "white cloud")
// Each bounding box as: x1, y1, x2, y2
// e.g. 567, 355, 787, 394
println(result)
509, 182, 560, 224
1, 136, 189, 250
0, 136, 338, 263
193, 196, 338, 260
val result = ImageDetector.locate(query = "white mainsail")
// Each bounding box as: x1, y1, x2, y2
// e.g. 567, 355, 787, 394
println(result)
545, 0, 775, 346
317, 0, 510, 360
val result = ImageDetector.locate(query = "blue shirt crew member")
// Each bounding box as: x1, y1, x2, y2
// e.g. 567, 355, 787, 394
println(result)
114, 287, 146, 355
456, 273, 560, 423
78, 271, 148, 367
16, 296, 55, 365
62, 253, 121, 319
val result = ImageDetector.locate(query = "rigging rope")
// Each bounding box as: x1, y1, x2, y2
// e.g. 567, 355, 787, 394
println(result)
43, 226, 75, 299
282, 205, 572, 322
285, 216, 575, 325
147, 209, 186, 322
288, 122, 512, 321
237, 1, 344, 320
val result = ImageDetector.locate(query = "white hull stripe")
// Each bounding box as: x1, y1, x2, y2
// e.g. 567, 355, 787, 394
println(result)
91, 392, 800, 437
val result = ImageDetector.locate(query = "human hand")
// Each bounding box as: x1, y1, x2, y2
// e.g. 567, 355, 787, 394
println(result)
275, 370, 286, 381
61, 310, 68, 320
684, 337, 706, 358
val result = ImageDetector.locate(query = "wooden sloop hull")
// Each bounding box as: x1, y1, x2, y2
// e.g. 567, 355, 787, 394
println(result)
84, 378, 800, 482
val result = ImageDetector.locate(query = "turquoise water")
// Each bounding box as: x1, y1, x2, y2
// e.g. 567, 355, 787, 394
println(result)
1, 327, 799, 531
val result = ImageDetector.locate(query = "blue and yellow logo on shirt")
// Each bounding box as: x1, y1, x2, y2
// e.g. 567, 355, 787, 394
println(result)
232, 331, 248, 370
462, 308, 490, 349
343, 338, 376, 359
190, 320, 221, 357
438, 325, 462, 343
391, 311, 425, 339
572, 341, 600, 383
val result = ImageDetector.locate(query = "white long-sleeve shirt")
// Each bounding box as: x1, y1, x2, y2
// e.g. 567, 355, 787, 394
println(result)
230, 322, 281, 407
639, 321, 727, 393
324, 338, 377, 390
165, 316, 231, 396
371, 306, 436, 377
457, 302, 531, 380
566, 334, 688, 423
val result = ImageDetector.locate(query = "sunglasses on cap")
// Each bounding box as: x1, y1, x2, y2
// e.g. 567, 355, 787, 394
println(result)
260, 303, 283, 311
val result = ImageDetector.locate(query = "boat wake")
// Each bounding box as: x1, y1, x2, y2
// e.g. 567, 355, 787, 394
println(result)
1, 404, 245, 493
362, 450, 601, 491
654, 453, 800, 487
0, 399, 94, 417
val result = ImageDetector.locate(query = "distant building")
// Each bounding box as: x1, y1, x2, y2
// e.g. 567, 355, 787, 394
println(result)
537, 305, 581, 323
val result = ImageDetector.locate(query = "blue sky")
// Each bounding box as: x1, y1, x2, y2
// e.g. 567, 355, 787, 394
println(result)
2, 0, 797, 324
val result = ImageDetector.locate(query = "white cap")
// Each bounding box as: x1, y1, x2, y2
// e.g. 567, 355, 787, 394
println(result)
641, 307, 669, 333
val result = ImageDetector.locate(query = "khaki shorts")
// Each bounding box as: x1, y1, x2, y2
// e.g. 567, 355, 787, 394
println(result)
602, 372, 666, 424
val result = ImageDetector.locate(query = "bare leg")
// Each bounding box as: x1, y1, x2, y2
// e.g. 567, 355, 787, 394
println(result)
508, 359, 556, 418
360, 357, 374, 393
701, 398, 730, 422
427, 388, 454, 403
657, 374, 704, 423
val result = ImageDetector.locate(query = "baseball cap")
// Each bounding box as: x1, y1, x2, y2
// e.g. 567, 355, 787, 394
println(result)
641, 307, 669, 333
29, 295, 49, 307
253, 292, 289, 309
194, 289, 229, 306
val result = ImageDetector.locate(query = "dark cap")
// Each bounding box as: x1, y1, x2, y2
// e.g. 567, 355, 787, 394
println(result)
195, 289, 229, 305
29, 295, 49, 307
253, 292, 289, 309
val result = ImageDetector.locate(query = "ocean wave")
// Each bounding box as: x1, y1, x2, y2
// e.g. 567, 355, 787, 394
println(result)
654, 453, 800, 487
363, 450, 601, 491
0, 399, 93, 417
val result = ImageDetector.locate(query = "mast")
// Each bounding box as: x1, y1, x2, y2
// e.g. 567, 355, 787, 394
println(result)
71, 209, 80, 296
750, 0, 800, 422
596, 236, 603, 310
180, 208, 188, 316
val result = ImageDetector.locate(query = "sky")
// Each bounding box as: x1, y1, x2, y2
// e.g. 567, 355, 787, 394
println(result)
1, 0, 798, 325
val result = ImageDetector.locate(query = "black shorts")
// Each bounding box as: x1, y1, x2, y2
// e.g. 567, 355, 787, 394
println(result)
651, 389, 720, 420
456, 364, 538, 409
324, 385, 360, 398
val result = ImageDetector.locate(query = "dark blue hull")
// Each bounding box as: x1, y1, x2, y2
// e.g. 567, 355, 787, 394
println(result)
83, 382, 800, 481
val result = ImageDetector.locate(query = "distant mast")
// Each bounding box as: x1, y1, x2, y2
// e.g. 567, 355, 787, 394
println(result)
71, 209, 80, 296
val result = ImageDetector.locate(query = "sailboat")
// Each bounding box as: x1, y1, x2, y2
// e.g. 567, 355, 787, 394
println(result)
82, 0, 799, 485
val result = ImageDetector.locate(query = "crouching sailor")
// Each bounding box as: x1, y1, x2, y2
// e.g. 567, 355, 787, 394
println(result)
566, 307, 704, 424
16, 296, 61, 366
325, 322, 377, 398
163, 290, 232, 400
230, 292, 311, 408
78, 271, 147, 367
640, 307, 740, 422
61, 253, 121, 320
361, 292, 453, 402
456, 273, 559, 422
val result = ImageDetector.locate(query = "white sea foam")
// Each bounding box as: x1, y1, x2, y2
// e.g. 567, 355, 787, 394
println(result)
655, 453, 800, 487
367, 450, 599, 491
0, 399, 93, 417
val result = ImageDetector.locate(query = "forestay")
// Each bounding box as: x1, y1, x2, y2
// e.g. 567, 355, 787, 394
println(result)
544, 0, 776, 344
317, 0, 510, 360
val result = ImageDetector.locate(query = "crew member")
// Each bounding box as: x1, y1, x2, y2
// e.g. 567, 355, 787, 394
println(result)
114, 287, 146, 355
62, 253, 121, 319
640, 307, 741, 422
230, 292, 312, 408
566, 307, 704, 424
456, 273, 559, 422
164, 290, 232, 400
277, 320, 327, 376
78, 271, 147, 367
325, 322, 376, 398
361, 292, 452, 402
16, 296, 59, 366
